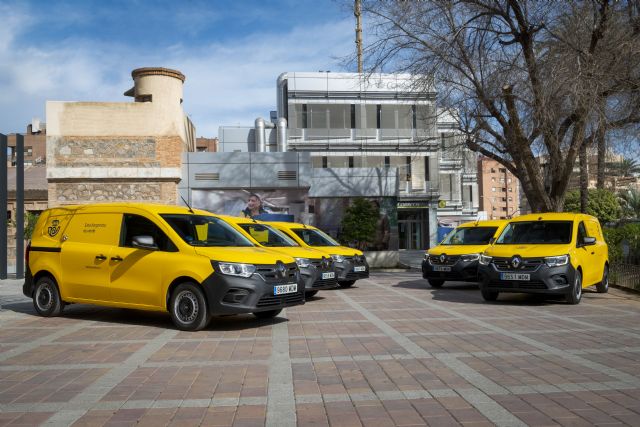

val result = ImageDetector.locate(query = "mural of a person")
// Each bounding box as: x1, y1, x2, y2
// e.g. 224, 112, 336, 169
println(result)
241, 193, 267, 218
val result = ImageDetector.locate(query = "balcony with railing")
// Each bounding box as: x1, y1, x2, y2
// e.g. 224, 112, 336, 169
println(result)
398, 180, 440, 199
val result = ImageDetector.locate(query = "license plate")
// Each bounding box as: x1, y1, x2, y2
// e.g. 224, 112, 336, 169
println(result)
274, 283, 298, 295
322, 272, 335, 279
500, 273, 530, 281
433, 266, 451, 272
354, 266, 366, 272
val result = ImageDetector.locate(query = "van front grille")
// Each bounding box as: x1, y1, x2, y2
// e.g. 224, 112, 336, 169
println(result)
256, 291, 304, 307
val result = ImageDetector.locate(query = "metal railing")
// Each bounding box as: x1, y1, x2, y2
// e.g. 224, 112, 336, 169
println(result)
611, 263, 640, 291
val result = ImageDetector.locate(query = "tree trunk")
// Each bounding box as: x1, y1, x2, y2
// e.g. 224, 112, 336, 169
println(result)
596, 124, 606, 189
579, 142, 588, 213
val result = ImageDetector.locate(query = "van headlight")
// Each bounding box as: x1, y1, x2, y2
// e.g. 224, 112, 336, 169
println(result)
545, 255, 569, 267
331, 254, 345, 263
295, 258, 311, 268
461, 253, 480, 262
217, 262, 256, 278
479, 254, 493, 265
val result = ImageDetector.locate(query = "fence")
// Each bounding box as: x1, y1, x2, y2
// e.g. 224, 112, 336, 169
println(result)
610, 254, 640, 292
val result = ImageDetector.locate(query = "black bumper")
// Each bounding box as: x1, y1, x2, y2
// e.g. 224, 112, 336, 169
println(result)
202, 264, 305, 315
421, 258, 479, 282
478, 262, 577, 295
23, 267, 34, 298
300, 265, 339, 292
335, 259, 369, 281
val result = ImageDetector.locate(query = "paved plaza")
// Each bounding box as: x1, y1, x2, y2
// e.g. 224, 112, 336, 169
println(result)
1, 272, 640, 426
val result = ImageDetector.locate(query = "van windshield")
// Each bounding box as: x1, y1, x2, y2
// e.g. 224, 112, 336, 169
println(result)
161, 214, 254, 247
292, 228, 340, 247
441, 227, 498, 245
496, 221, 573, 244
237, 223, 299, 247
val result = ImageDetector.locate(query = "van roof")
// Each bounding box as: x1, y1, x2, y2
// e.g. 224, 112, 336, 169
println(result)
509, 212, 598, 222
266, 221, 313, 229
458, 219, 508, 228
47, 203, 211, 216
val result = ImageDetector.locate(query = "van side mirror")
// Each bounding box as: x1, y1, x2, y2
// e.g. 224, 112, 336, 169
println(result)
132, 235, 158, 250
582, 236, 596, 246
489, 237, 496, 244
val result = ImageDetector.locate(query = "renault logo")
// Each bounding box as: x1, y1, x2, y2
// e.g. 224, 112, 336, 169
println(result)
511, 256, 521, 269
276, 261, 287, 279
322, 257, 330, 269
440, 254, 447, 263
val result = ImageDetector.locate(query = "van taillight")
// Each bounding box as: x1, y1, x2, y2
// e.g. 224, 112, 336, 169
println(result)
25, 242, 31, 266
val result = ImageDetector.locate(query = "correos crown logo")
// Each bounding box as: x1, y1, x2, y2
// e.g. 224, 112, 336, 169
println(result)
48, 220, 61, 237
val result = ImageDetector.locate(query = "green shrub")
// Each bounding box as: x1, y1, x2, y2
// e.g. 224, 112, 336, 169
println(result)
340, 198, 379, 250
604, 224, 640, 263
564, 189, 622, 224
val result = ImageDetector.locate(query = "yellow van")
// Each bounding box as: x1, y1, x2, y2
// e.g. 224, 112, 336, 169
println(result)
216, 216, 338, 297
422, 220, 507, 288
478, 213, 609, 304
266, 222, 369, 288
23, 203, 304, 331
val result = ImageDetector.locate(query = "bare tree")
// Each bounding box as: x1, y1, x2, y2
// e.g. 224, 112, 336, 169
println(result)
358, 0, 640, 212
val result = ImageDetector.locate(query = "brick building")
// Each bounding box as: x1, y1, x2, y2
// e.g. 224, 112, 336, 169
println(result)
477, 156, 520, 219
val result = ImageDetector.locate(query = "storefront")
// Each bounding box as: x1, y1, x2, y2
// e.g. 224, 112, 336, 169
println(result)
397, 201, 430, 250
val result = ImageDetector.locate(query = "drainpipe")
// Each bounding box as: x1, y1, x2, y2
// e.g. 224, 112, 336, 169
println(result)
277, 117, 288, 152
255, 117, 265, 152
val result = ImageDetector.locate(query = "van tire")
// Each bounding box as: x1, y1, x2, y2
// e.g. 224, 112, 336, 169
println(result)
253, 309, 282, 319
481, 289, 499, 302
339, 280, 356, 288
428, 279, 444, 288
566, 270, 582, 305
169, 283, 210, 331
33, 277, 64, 317
596, 265, 609, 293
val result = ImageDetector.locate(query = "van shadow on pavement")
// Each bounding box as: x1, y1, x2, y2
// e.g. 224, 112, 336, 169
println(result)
1, 300, 288, 331
393, 279, 599, 306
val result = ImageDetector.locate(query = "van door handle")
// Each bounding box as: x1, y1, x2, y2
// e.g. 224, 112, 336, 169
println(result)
591, 252, 595, 255
111, 256, 123, 262
95, 254, 107, 261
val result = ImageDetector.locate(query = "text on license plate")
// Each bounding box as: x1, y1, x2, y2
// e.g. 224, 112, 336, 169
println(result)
500, 273, 530, 281
354, 266, 366, 272
274, 283, 298, 295
433, 266, 451, 272
322, 272, 335, 279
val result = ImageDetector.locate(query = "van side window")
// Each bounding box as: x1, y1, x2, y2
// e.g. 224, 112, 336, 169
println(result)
121, 214, 177, 252
577, 222, 587, 245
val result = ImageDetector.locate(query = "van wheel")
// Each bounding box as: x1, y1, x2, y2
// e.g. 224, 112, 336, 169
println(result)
169, 283, 210, 331
481, 289, 499, 302
566, 270, 582, 305
596, 265, 609, 293
428, 279, 444, 288
305, 290, 319, 298
33, 277, 64, 317
339, 280, 356, 288
253, 309, 282, 319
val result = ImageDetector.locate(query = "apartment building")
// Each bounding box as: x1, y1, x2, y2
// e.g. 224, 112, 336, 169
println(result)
477, 156, 520, 219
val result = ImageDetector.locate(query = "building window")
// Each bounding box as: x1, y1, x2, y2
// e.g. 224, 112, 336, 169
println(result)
441, 133, 446, 150
509, 187, 513, 192
302, 104, 308, 128
469, 186, 473, 203
424, 156, 430, 179
406, 156, 411, 181
25, 146, 33, 156
376, 104, 381, 129
508, 197, 513, 201
491, 177, 495, 182
490, 168, 496, 173
499, 168, 506, 173
492, 187, 496, 192
502, 187, 507, 192
348, 156, 354, 168
384, 156, 390, 168
350, 104, 356, 129
412, 105, 417, 129
508, 178, 512, 183
322, 156, 327, 168
135, 94, 152, 102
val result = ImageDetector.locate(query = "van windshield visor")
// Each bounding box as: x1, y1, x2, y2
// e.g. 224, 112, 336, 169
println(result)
161, 214, 254, 247
292, 228, 340, 247
237, 223, 299, 247
441, 227, 498, 245
496, 221, 573, 244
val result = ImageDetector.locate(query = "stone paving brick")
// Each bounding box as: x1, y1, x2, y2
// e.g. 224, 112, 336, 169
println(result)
2, 273, 640, 426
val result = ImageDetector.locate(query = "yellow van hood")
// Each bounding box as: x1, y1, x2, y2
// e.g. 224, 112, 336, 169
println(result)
428, 244, 489, 256
264, 246, 329, 260
194, 247, 295, 264
484, 244, 570, 258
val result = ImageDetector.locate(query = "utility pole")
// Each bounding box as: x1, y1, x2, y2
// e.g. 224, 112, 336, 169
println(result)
355, 0, 363, 74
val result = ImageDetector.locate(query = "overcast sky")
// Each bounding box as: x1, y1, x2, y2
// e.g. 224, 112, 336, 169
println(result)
0, 0, 355, 137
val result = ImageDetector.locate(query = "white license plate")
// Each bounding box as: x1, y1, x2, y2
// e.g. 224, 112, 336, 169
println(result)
322, 272, 335, 279
274, 283, 298, 295
500, 273, 530, 281
433, 266, 451, 272
354, 266, 366, 272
